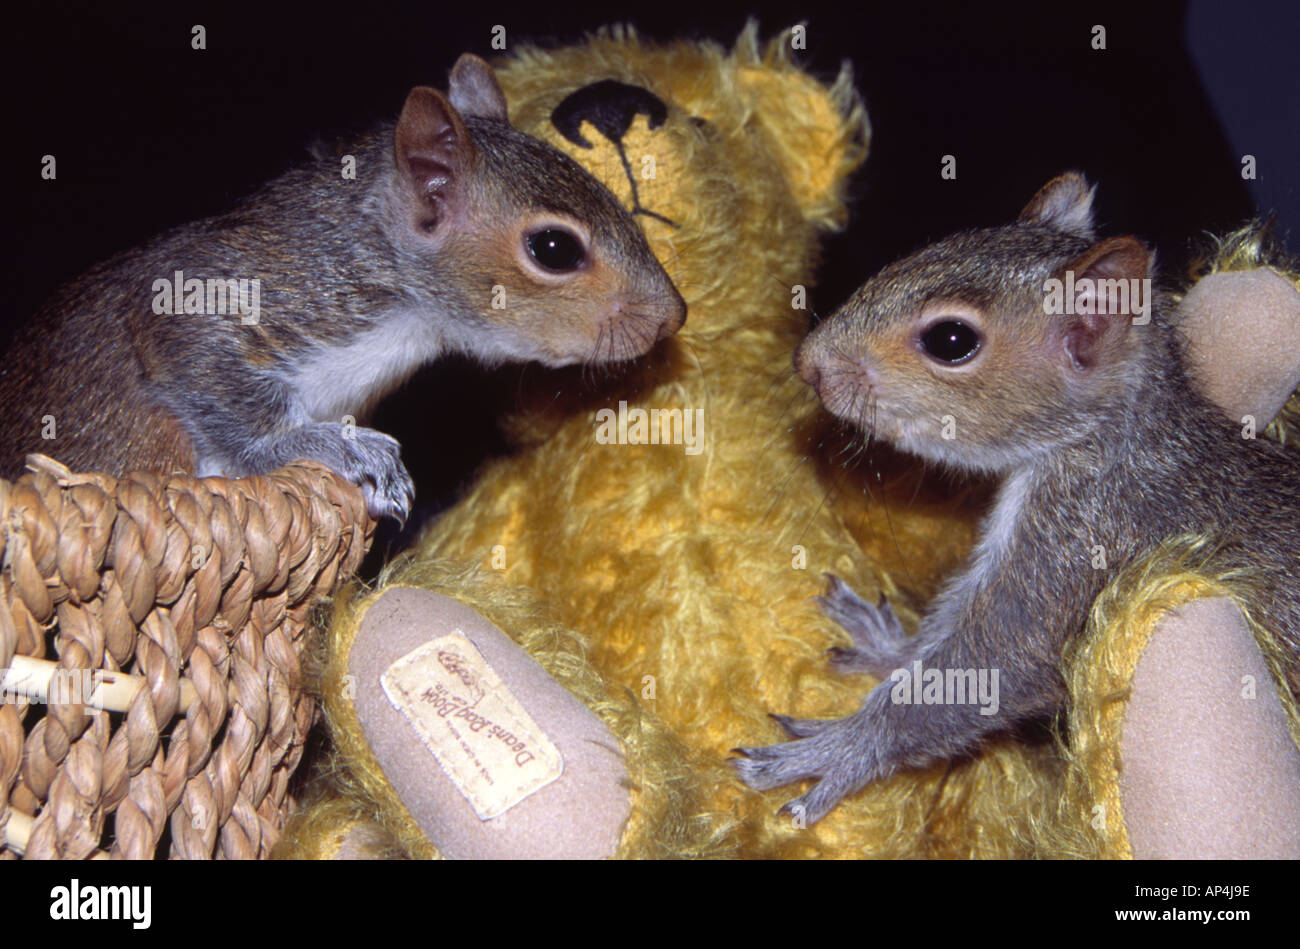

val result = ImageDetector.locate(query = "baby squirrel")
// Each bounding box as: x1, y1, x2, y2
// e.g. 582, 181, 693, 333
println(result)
734, 172, 1300, 824
0, 54, 685, 520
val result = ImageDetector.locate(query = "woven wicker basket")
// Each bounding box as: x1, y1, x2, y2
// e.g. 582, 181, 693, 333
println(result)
0, 455, 373, 859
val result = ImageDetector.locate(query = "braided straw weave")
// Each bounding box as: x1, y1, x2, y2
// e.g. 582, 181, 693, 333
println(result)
0, 455, 373, 859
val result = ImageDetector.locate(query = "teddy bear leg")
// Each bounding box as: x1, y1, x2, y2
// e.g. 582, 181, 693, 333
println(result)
345, 587, 632, 859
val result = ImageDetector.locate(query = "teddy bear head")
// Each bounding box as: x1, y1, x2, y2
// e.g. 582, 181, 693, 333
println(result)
492, 22, 870, 340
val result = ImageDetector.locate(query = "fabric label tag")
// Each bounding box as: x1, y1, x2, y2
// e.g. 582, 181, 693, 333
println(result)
381, 633, 563, 820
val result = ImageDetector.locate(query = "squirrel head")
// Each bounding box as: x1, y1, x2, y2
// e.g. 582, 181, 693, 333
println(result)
384, 54, 685, 368
795, 172, 1157, 474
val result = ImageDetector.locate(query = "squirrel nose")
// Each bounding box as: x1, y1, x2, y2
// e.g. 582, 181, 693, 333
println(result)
794, 342, 822, 390
658, 288, 687, 339
657, 306, 686, 341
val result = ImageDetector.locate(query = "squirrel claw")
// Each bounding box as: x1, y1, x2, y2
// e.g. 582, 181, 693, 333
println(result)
769, 712, 835, 739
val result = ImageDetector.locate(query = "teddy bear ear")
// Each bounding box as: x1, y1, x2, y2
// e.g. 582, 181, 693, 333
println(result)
732, 22, 870, 231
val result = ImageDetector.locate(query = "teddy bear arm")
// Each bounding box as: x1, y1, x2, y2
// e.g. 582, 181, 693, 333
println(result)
1119, 595, 1300, 858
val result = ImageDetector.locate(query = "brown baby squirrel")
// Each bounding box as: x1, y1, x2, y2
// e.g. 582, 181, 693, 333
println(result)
0, 54, 685, 521
734, 172, 1300, 824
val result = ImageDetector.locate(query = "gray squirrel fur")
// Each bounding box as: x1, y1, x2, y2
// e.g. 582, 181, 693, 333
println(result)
0, 54, 685, 521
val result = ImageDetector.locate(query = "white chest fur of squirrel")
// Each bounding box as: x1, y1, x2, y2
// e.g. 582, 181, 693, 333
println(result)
0, 54, 685, 521
734, 172, 1300, 824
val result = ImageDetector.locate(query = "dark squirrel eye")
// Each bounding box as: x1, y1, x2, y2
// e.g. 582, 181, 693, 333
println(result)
527, 229, 584, 272
920, 319, 982, 364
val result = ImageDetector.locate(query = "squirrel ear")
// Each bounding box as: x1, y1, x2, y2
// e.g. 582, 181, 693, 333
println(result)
1056, 235, 1154, 370
394, 86, 475, 222
1020, 171, 1097, 239
448, 53, 509, 123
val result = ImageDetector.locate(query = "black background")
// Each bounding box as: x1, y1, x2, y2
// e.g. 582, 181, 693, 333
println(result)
4, 0, 1297, 539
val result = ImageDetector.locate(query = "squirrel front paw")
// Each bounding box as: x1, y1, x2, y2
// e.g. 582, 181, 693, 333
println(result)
735, 663, 999, 824
731, 703, 884, 825
322, 425, 415, 524
345, 428, 416, 525
818, 575, 913, 678
243, 422, 415, 523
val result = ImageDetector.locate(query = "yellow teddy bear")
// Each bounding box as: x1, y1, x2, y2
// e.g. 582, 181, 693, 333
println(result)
278, 24, 1300, 860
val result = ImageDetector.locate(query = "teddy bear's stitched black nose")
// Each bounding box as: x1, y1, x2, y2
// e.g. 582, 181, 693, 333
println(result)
551, 79, 668, 149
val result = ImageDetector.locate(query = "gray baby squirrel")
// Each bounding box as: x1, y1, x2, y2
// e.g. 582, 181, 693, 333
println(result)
0, 54, 685, 521
734, 172, 1300, 824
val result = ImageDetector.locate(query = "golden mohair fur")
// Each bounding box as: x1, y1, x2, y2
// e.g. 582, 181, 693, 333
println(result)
295, 28, 1300, 858
276, 793, 407, 861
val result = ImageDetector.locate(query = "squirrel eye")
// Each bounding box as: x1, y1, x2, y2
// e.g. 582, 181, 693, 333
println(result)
526, 228, 584, 272
920, 320, 982, 364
